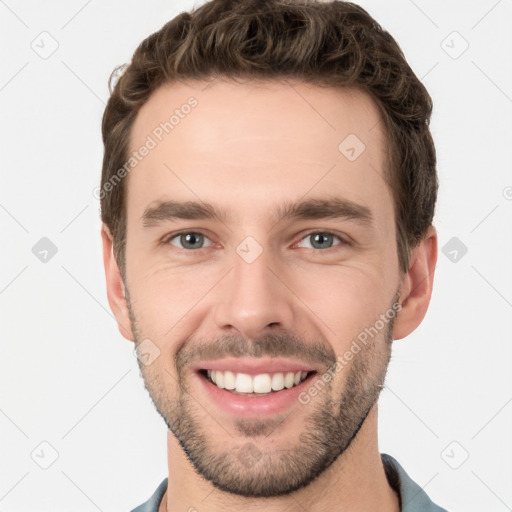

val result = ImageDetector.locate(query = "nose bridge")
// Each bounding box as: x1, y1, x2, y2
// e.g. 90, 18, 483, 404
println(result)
213, 238, 294, 338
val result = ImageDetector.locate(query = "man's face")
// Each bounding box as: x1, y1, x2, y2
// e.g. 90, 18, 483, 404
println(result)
120, 79, 402, 497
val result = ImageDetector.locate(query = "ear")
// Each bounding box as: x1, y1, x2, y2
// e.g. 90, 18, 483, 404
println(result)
101, 224, 134, 341
393, 226, 438, 340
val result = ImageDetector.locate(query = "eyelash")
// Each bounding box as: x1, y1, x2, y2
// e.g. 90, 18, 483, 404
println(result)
161, 230, 351, 252
296, 231, 350, 250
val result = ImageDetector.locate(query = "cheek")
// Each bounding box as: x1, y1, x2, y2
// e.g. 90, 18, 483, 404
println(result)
127, 266, 215, 346
287, 263, 392, 346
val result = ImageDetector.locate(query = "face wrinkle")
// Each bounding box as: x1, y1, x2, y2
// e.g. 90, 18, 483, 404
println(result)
126, 285, 399, 498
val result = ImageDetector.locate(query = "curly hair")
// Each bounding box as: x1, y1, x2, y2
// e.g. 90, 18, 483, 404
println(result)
100, 0, 437, 277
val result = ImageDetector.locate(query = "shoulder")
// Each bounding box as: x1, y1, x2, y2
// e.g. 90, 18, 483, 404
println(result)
129, 478, 168, 512
381, 454, 449, 512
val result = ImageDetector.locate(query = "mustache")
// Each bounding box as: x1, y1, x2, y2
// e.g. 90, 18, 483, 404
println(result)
175, 331, 338, 372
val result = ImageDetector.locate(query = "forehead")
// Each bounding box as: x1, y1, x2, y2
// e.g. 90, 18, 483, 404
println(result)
126, 79, 391, 226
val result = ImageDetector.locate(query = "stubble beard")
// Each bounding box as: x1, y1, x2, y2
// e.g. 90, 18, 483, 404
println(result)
126, 289, 396, 498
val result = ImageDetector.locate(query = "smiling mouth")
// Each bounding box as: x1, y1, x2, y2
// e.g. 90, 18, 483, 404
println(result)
199, 369, 317, 396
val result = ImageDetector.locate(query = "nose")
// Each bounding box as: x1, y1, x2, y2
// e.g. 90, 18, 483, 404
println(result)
213, 243, 296, 341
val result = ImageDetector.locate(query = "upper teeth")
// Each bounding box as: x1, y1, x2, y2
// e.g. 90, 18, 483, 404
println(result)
207, 370, 308, 393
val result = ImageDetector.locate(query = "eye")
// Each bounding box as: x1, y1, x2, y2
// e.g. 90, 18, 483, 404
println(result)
296, 231, 347, 250
166, 232, 213, 250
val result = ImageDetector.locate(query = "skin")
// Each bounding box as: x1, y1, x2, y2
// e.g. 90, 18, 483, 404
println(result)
101, 79, 437, 511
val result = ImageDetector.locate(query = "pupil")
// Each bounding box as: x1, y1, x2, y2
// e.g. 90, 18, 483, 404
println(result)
183, 233, 202, 248
313, 233, 331, 248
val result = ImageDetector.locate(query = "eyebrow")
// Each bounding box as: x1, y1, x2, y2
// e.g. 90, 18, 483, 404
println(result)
142, 200, 226, 228
141, 197, 373, 228
274, 197, 373, 227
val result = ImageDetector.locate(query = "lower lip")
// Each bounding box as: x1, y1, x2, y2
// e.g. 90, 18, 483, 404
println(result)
195, 371, 315, 418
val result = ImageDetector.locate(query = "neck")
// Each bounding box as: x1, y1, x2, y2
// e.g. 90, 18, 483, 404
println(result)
161, 405, 399, 512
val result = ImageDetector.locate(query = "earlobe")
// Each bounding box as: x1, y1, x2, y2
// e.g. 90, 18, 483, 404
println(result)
393, 226, 438, 340
101, 224, 134, 341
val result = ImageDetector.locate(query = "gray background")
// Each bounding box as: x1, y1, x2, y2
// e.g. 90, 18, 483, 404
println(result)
1, 0, 511, 510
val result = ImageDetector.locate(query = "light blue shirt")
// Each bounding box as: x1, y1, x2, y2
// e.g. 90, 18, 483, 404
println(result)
130, 453, 448, 511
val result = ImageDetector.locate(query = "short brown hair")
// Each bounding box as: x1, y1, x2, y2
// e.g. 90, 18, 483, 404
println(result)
100, 0, 437, 277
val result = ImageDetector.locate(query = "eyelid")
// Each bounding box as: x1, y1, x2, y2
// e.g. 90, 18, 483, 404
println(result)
294, 230, 352, 248
162, 230, 215, 249
161, 229, 351, 251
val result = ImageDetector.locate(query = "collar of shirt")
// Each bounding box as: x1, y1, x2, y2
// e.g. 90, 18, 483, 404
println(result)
130, 453, 448, 512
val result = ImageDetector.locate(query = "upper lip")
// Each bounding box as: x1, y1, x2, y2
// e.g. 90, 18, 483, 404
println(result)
191, 357, 319, 375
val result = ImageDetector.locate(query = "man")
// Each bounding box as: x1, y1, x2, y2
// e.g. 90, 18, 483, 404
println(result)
99, 0, 445, 510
